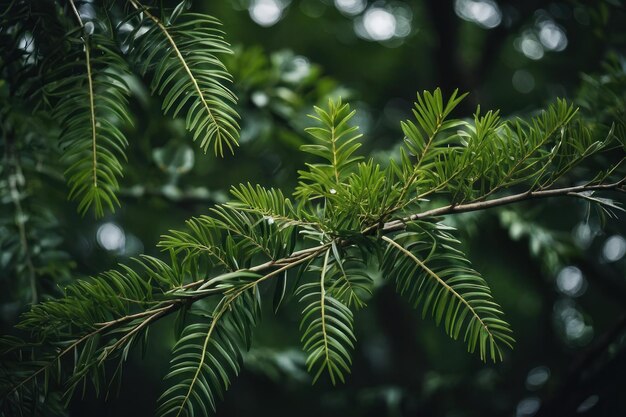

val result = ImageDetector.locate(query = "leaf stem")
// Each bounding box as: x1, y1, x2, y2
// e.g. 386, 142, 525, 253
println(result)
319, 249, 332, 380
84, 40, 98, 189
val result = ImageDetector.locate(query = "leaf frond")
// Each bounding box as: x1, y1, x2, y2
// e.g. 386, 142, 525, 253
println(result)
130, 5, 239, 156
157, 288, 260, 417
297, 250, 356, 385
48, 31, 132, 217
381, 222, 514, 362
295, 98, 364, 201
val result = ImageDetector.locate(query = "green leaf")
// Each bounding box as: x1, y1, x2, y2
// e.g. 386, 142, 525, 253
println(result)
131, 7, 239, 156
381, 222, 514, 362
273, 271, 288, 314
48, 33, 132, 217
157, 289, 259, 416
295, 98, 363, 201
297, 250, 356, 385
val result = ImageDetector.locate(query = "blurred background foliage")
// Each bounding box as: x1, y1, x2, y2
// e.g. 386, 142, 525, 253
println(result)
1, 0, 626, 416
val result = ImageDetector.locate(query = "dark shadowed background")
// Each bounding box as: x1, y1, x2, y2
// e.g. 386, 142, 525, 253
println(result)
1, 1, 625, 416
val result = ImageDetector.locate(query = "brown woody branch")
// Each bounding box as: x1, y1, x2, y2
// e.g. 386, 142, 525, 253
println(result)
382, 180, 625, 233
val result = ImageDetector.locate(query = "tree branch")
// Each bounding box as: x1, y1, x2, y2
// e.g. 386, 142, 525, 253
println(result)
8, 177, 624, 399
382, 180, 625, 233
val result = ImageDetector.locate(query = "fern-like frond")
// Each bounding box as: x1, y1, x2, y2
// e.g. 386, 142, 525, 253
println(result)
0, 336, 67, 417
381, 222, 514, 362
130, 4, 239, 156
159, 199, 298, 272
392, 92, 617, 206
211, 205, 297, 262
323, 243, 373, 309
49, 31, 132, 217
296, 98, 363, 201
18, 255, 179, 338
228, 183, 305, 229
445, 99, 617, 201
477, 99, 578, 195
158, 216, 235, 271
389, 88, 467, 209
1, 255, 185, 410
402, 88, 467, 163
157, 289, 259, 417
297, 250, 356, 384
340, 160, 399, 230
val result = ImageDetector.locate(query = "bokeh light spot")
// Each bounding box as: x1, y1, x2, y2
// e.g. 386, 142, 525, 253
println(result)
335, 0, 366, 16
249, 0, 284, 27
538, 21, 567, 51
577, 395, 599, 413
96, 222, 125, 252
519, 35, 544, 60
512, 70, 535, 94
516, 397, 541, 417
363, 7, 397, 41
602, 235, 626, 262
556, 266, 585, 297
455, 0, 502, 29
526, 366, 550, 390
572, 222, 594, 249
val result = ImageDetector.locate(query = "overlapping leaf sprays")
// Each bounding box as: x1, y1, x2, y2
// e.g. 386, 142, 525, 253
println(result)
2, 83, 624, 416
12, 0, 239, 217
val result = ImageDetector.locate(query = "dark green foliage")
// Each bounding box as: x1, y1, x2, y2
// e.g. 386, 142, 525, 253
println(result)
0, 88, 73, 307
393, 91, 615, 206
324, 245, 373, 309
18, 255, 179, 337
578, 54, 626, 137
1, 2, 625, 416
2, 83, 625, 415
159, 187, 299, 272
130, 9, 239, 156
49, 32, 132, 217
0, 0, 239, 218
298, 257, 356, 385
382, 222, 514, 362
296, 99, 363, 201
157, 287, 260, 416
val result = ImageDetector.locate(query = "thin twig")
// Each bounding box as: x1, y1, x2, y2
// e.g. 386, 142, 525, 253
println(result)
382, 180, 625, 233
67, 0, 83, 26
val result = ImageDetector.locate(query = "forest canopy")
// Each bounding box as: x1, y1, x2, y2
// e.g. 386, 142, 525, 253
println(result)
1, 1, 625, 417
